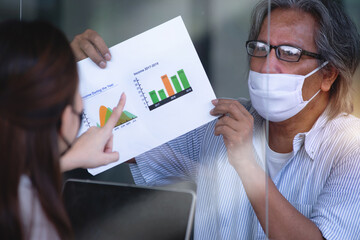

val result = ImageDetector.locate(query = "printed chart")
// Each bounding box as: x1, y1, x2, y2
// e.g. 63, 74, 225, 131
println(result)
97, 106, 137, 128
78, 84, 138, 136
134, 68, 193, 111
77, 16, 217, 175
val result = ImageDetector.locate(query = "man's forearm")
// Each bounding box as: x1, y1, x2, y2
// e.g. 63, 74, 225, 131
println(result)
234, 160, 324, 240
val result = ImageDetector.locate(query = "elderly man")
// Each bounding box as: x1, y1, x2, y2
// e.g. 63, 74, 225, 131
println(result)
72, 0, 360, 239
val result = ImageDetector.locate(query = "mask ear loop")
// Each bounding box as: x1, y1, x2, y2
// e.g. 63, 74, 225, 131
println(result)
303, 61, 329, 103
305, 61, 329, 78
306, 89, 321, 103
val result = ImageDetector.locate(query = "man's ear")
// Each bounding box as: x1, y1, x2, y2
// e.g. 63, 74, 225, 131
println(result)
320, 65, 339, 92
59, 105, 73, 137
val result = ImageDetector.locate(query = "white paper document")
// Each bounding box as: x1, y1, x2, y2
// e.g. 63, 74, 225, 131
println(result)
78, 16, 217, 175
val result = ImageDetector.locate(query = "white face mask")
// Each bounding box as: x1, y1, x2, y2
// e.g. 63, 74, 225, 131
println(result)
248, 61, 328, 122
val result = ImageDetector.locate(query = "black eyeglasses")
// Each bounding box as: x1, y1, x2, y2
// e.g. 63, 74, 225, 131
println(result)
246, 40, 323, 62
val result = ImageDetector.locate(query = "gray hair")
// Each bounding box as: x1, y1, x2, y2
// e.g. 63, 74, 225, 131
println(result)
248, 0, 360, 119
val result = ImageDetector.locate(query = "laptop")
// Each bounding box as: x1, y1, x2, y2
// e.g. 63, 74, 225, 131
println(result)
62, 179, 196, 240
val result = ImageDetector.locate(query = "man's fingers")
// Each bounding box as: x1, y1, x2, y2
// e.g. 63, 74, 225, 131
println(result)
79, 38, 107, 68
74, 51, 88, 62
215, 115, 239, 133
103, 93, 126, 132
70, 40, 88, 61
83, 29, 111, 63
211, 99, 252, 120
90, 32, 111, 61
214, 123, 236, 138
70, 29, 111, 67
211, 101, 243, 120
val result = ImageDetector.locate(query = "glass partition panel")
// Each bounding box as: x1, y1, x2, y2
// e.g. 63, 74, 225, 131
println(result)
2, 0, 360, 239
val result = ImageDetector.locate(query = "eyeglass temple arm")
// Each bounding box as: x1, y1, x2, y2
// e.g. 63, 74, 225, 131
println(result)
302, 50, 322, 60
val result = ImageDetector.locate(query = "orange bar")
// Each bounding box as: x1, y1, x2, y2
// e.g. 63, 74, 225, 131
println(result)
99, 105, 108, 127
161, 74, 175, 97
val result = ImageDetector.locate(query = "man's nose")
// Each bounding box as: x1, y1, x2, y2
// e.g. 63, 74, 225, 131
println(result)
260, 48, 282, 74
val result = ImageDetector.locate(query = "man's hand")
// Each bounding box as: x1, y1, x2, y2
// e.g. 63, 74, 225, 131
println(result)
210, 99, 255, 169
70, 29, 111, 68
60, 93, 126, 172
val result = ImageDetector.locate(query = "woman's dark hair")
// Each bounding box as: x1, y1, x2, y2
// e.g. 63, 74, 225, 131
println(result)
0, 20, 77, 239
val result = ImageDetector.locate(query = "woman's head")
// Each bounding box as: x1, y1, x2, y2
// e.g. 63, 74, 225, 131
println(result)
0, 20, 79, 129
0, 20, 78, 239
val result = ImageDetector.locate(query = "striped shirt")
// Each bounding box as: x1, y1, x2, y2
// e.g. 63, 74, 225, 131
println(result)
130, 98, 360, 240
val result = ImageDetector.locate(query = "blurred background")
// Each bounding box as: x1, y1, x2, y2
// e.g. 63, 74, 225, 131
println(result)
1, 0, 359, 183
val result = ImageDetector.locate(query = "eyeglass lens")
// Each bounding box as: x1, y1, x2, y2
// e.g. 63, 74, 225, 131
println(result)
247, 41, 302, 62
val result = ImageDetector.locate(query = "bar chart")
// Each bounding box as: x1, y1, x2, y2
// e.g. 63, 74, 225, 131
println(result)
145, 69, 193, 111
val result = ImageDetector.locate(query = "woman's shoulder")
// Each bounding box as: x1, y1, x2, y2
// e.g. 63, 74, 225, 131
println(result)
18, 175, 60, 240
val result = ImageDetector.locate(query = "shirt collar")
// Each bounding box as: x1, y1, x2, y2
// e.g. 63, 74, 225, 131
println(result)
251, 101, 332, 162
293, 107, 331, 160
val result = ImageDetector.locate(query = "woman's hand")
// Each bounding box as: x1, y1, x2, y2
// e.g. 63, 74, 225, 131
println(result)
60, 93, 126, 172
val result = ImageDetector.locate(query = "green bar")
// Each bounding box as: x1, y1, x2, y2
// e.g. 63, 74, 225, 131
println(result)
171, 75, 183, 93
177, 69, 190, 89
158, 89, 167, 100
105, 107, 113, 124
149, 90, 159, 104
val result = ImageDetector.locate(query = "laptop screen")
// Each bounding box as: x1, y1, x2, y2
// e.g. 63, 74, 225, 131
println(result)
62, 179, 195, 240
